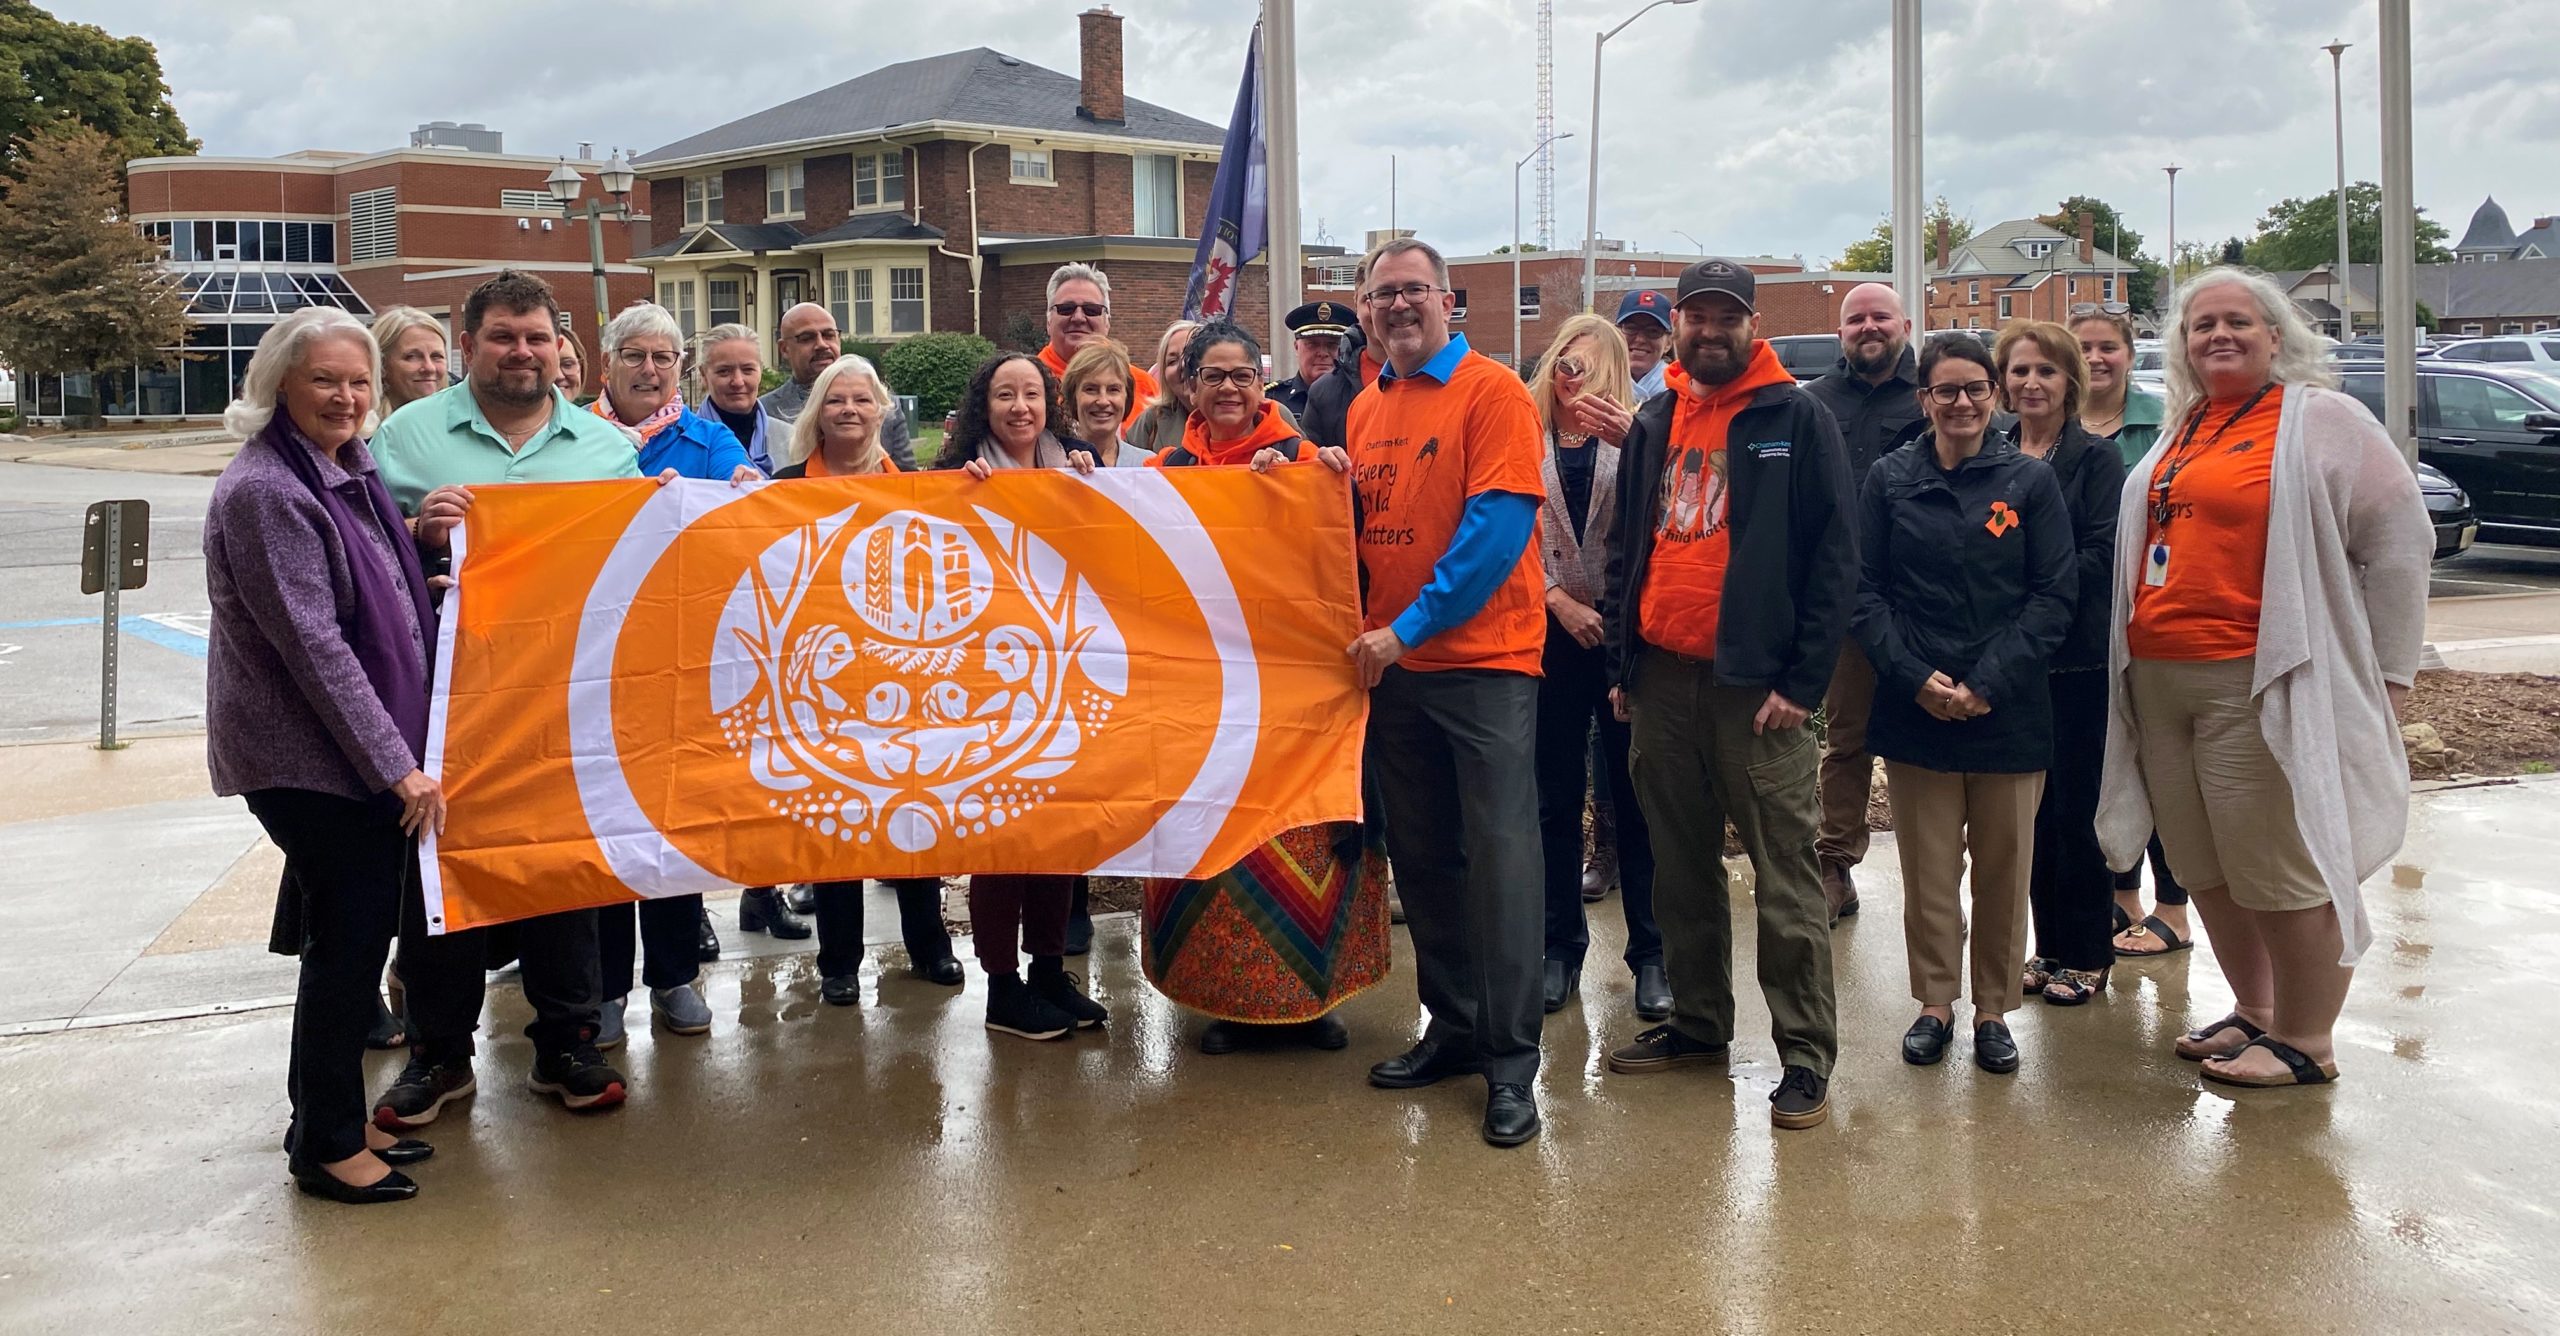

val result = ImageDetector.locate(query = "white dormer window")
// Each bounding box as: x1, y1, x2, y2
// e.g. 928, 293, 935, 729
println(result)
2019, 240, 2054, 259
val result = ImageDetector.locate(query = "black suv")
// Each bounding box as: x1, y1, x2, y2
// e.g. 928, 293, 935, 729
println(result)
2333, 360, 2560, 546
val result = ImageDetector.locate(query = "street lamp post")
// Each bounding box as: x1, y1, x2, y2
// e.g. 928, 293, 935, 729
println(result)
2326, 39, 2353, 337
1671, 229, 1706, 256
546, 150, 637, 336
2163, 163, 2182, 316
1516, 131, 1575, 369
1581, 0, 1699, 313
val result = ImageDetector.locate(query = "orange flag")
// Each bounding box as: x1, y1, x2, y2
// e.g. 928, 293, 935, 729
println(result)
420, 464, 1366, 933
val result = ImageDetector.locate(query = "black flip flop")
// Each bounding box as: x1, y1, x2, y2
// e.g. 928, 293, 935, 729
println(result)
2112, 901, 2134, 936
2175, 1012, 2264, 1062
2201, 1035, 2338, 1088
2116, 913, 2193, 958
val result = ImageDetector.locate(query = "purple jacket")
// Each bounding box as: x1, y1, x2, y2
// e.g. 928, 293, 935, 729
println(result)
204, 431, 428, 800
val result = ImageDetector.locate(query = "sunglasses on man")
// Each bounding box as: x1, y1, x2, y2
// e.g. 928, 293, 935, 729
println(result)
1052, 302, 1108, 318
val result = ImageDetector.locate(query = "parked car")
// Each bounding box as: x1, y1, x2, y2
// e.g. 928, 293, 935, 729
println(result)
2334, 358, 2560, 545
2430, 336, 2560, 368
2414, 460, 2479, 560
1766, 333, 1840, 381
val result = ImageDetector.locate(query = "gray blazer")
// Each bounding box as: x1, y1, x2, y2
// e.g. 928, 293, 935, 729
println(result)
1539, 434, 1619, 608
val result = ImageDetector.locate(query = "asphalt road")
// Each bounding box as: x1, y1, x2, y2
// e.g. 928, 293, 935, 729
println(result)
0, 462, 214, 744
2426, 539, 2560, 600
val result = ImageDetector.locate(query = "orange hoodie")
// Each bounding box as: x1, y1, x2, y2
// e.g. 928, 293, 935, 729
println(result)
1637, 340, 1796, 659
1154, 399, 1300, 468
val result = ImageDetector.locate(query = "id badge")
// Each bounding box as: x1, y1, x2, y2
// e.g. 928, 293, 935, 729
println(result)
2144, 543, 2171, 587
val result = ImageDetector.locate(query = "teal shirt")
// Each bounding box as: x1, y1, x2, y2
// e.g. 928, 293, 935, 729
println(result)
372, 382, 642, 513
2109, 386, 2166, 466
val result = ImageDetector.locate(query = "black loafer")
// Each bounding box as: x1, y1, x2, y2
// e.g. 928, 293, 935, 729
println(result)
1541, 960, 1579, 1014
293, 1167, 418, 1205
1633, 963, 1672, 1022
1198, 1020, 1244, 1055
695, 907, 722, 963
1902, 1014, 1953, 1066
1368, 1038, 1483, 1089
911, 955, 967, 987
1974, 1019, 2021, 1074
375, 1138, 434, 1166
819, 974, 862, 1007
1299, 1014, 1349, 1050
1482, 1083, 1541, 1147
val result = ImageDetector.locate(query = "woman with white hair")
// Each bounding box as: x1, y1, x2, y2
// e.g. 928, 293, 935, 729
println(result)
204, 307, 445, 1203
370, 306, 448, 419
2097, 266, 2433, 1088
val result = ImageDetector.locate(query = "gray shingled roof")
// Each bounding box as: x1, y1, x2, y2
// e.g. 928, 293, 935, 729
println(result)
799, 214, 946, 246
634, 221, 812, 259
634, 48, 1223, 167
1939, 217, 2132, 275
2457, 196, 2519, 253
2280, 258, 2560, 318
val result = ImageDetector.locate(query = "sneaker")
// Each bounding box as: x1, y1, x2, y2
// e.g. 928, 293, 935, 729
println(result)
596, 996, 628, 1050
373, 1055, 476, 1130
528, 1043, 627, 1111
1606, 1023, 1730, 1074
651, 983, 712, 1035
1029, 960, 1108, 1029
1770, 1065, 1830, 1130
984, 973, 1074, 1041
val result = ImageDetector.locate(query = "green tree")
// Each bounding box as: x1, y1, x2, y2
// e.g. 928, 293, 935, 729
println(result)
2242, 181, 2453, 271
1838, 195, 1972, 272
0, 127, 188, 417
2035, 194, 2157, 311
0, 2, 196, 191
2219, 237, 2247, 265
879, 331, 999, 423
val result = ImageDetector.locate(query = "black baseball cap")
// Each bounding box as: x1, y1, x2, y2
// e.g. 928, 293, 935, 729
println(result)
1674, 258, 1756, 313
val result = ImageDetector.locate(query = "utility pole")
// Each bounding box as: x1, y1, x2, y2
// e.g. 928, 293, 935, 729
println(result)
1891, 0, 1924, 327
2379, 1, 2417, 459
2163, 164, 2182, 315
2327, 39, 2354, 337
1263, 2, 1303, 376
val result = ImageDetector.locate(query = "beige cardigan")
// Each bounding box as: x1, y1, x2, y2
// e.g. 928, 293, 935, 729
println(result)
2096, 384, 2434, 964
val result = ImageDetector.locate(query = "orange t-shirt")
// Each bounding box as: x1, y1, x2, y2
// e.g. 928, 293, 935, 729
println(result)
801, 450, 897, 479
1040, 343, 1160, 431
2127, 384, 2284, 660
1346, 344, 1548, 675
1637, 344, 1795, 659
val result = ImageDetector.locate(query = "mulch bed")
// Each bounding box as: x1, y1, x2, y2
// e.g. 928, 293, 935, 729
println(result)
2403, 668, 2560, 778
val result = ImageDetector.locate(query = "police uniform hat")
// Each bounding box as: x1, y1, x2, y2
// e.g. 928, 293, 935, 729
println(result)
1285, 300, 1353, 339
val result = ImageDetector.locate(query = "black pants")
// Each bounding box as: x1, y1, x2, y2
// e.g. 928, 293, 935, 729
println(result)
1534, 618, 1661, 969
2112, 835, 2190, 906
599, 893, 702, 997
2029, 669, 2115, 971
245, 788, 405, 1172
399, 894, 601, 1059
815, 878, 953, 978
1367, 665, 1544, 1086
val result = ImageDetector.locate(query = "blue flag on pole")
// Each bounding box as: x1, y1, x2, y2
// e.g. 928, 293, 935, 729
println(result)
1183, 24, 1266, 321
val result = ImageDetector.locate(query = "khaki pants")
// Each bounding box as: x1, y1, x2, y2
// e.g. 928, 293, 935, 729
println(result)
1884, 763, 2043, 1013
1626, 649, 1838, 1076
1817, 639, 1876, 868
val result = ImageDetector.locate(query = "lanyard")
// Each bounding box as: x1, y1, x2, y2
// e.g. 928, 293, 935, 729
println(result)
2149, 382, 2274, 534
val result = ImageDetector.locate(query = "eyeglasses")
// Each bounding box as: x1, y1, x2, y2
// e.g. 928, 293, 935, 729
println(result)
1554, 356, 1589, 380
2069, 301, 2130, 317
1361, 283, 1443, 308
1052, 302, 1108, 318
1924, 380, 1996, 405
616, 349, 679, 370
1194, 367, 1260, 389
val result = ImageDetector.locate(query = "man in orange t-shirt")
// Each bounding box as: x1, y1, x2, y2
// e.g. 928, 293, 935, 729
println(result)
1036, 263, 1159, 431
1597, 259, 1858, 1133
1337, 237, 1549, 1149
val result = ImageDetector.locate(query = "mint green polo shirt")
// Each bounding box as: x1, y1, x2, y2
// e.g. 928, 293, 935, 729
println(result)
372, 382, 641, 513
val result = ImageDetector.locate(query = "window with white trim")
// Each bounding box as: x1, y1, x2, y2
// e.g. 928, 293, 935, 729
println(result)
855, 151, 906, 210
766, 161, 804, 218
1517, 286, 1540, 318
709, 278, 744, 329
1450, 288, 1468, 320
1010, 147, 1052, 183
828, 270, 851, 333
684, 173, 723, 228
1133, 153, 1181, 237
890, 266, 926, 333
348, 187, 398, 261
1997, 293, 2014, 319
1967, 280, 1981, 303
658, 280, 698, 338
852, 270, 875, 336
2101, 275, 2116, 301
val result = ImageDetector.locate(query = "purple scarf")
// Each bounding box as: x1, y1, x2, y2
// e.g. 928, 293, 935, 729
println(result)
260, 411, 437, 766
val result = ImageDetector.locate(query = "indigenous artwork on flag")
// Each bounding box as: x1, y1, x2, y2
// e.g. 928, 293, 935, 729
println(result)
421, 465, 1365, 933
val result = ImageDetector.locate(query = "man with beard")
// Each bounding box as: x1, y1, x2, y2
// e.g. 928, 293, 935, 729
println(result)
1599, 259, 1855, 1131
1266, 300, 1351, 419
1036, 263, 1158, 431
1803, 283, 1925, 922
369, 269, 637, 1123
1343, 237, 1548, 1148
761, 302, 914, 469
1615, 288, 1675, 399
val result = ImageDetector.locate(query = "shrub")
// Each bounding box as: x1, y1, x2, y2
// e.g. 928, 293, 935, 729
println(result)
879, 332, 998, 422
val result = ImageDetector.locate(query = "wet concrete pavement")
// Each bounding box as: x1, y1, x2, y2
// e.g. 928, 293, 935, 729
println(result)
3, 776, 2555, 1334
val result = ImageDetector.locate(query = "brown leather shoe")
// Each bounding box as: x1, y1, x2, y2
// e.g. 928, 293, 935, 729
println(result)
1820, 860, 1860, 924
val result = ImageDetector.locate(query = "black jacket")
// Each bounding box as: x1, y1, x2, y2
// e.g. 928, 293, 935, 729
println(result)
1604, 377, 1859, 710
1298, 328, 1369, 451
2008, 420, 2124, 673
1805, 347, 1926, 486
1853, 434, 2075, 774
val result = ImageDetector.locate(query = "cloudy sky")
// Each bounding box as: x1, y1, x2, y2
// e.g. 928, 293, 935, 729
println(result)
50, 0, 2554, 265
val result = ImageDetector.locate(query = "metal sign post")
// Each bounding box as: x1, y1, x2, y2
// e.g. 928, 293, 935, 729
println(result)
81, 499, 151, 750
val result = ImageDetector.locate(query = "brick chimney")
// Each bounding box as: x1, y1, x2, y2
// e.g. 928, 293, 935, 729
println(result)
2077, 211, 2095, 264
1077, 7, 1126, 125
1934, 217, 1951, 271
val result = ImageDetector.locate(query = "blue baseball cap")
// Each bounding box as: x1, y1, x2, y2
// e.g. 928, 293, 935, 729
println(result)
1615, 288, 1673, 331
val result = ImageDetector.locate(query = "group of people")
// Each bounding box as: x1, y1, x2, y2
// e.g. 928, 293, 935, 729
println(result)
202, 234, 2431, 1202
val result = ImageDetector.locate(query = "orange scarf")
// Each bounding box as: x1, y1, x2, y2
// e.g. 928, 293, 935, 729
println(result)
1157, 400, 1299, 468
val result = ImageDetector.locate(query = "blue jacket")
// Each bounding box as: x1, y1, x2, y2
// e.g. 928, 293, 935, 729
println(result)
635, 403, 753, 481
697, 397, 778, 474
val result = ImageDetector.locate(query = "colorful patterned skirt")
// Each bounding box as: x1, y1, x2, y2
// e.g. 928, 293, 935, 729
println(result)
1141, 822, 1391, 1023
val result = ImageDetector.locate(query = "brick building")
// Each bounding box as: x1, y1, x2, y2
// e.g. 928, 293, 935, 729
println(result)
1304, 250, 1803, 368
1923, 215, 2133, 332
22, 132, 652, 419
629, 8, 1263, 364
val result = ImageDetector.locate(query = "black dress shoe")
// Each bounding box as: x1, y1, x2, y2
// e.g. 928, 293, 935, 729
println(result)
1198, 1020, 1244, 1055
1903, 1014, 1954, 1066
784, 884, 817, 915
293, 1166, 418, 1204
1482, 1083, 1541, 1147
1974, 1019, 2022, 1074
1633, 963, 1672, 1021
820, 974, 862, 1006
1299, 1014, 1349, 1050
911, 954, 966, 987
1541, 960, 1580, 1014
375, 1138, 434, 1166
739, 887, 812, 940
1369, 1039, 1483, 1089
695, 905, 723, 963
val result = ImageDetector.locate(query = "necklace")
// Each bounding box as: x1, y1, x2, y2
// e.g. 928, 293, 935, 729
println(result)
2149, 382, 2275, 534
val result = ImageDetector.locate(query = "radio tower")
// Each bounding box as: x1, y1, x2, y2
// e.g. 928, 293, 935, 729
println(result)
1535, 0, 1557, 248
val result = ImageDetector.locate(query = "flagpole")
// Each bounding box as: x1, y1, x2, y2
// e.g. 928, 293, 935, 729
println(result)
1263, 1, 1303, 377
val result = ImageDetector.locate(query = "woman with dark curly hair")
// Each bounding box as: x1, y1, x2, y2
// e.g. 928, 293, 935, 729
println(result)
938, 351, 1098, 1040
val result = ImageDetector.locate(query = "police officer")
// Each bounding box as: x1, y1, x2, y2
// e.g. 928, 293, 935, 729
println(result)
1266, 300, 1353, 420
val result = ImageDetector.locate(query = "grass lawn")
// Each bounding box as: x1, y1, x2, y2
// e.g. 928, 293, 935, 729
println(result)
912, 425, 944, 467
